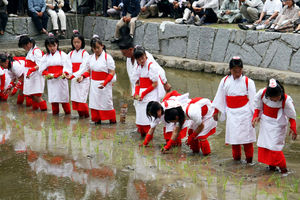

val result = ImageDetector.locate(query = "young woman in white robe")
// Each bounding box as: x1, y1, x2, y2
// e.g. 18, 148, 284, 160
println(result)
252, 79, 297, 174
163, 97, 217, 155
213, 57, 256, 163
18, 36, 47, 111
0, 66, 11, 101
66, 31, 90, 118
132, 46, 165, 136
40, 34, 72, 115
77, 35, 116, 124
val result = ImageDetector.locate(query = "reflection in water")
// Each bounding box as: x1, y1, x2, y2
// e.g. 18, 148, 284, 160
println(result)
0, 61, 300, 199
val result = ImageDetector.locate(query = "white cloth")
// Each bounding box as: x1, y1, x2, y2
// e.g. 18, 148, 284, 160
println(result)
262, 0, 282, 16
0, 68, 11, 90
192, 0, 219, 13
47, 9, 67, 30
23, 46, 45, 95
41, 51, 72, 103
81, 51, 115, 110
182, 98, 217, 138
212, 75, 256, 144
68, 49, 90, 103
255, 88, 296, 151
10, 60, 25, 80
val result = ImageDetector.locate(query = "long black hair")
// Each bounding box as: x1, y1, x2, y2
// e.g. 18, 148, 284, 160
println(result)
265, 79, 285, 101
71, 31, 85, 50
146, 101, 164, 120
90, 35, 106, 52
18, 35, 36, 48
133, 46, 146, 59
229, 56, 243, 69
164, 106, 185, 129
0, 53, 14, 69
45, 35, 59, 54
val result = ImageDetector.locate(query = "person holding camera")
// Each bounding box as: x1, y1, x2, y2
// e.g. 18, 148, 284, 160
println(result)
217, 0, 242, 23
46, 0, 67, 38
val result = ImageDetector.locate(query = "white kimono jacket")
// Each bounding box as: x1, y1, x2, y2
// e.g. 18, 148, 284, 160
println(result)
23, 46, 45, 95
0, 67, 11, 90
255, 88, 296, 151
213, 75, 256, 144
68, 49, 90, 103
40, 51, 72, 103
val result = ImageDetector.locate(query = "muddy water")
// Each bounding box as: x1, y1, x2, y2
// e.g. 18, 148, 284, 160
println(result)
1, 61, 300, 200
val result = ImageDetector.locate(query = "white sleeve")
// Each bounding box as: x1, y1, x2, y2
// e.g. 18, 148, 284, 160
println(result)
0, 68, 4, 76
33, 48, 44, 68
284, 96, 296, 119
61, 52, 72, 74
247, 79, 256, 113
212, 77, 227, 114
106, 54, 116, 71
132, 66, 141, 85
38, 55, 48, 73
253, 88, 264, 110
148, 63, 159, 82
12, 61, 25, 78
150, 117, 161, 128
187, 104, 203, 126
73, 55, 91, 78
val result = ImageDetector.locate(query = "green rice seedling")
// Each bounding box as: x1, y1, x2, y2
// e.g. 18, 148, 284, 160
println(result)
282, 190, 288, 200
222, 175, 229, 191
289, 178, 300, 193
207, 170, 213, 186
103, 151, 109, 160
238, 177, 244, 190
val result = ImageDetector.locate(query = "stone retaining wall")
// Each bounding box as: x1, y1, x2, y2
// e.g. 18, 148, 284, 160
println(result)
83, 17, 300, 73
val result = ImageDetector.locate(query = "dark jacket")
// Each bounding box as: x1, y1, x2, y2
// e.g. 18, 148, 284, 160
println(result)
122, 0, 140, 17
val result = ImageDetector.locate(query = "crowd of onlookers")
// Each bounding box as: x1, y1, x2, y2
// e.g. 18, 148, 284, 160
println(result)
0, 0, 300, 39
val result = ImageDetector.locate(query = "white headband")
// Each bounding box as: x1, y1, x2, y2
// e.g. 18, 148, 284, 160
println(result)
92, 34, 99, 38
269, 78, 277, 88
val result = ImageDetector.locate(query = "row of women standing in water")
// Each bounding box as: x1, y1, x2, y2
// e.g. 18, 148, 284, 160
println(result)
0, 32, 297, 175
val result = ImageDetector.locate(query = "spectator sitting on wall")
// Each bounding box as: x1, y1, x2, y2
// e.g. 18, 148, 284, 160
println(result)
217, 0, 242, 23
239, 0, 264, 23
157, 0, 173, 17
140, 0, 158, 18
238, 0, 282, 30
170, 0, 189, 19
111, 0, 140, 43
7, 0, 18, 16
266, 0, 299, 32
46, 0, 67, 38
28, 0, 49, 34
0, 0, 8, 35
107, 0, 123, 18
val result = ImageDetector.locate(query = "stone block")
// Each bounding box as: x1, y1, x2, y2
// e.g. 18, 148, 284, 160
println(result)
104, 18, 118, 41
167, 38, 187, 57
290, 49, 300, 72
133, 23, 145, 46
5, 18, 14, 35
159, 23, 188, 39
281, 33, 300, 49
258, 31, 281, 43
211, 29, 231, 62
144, 23, 160, 51
186, 26, 201, 59
160, 39, 169, 55
240, 43, 262, 66
66, 15, 84, 39
93, 18, 107, 40
197, 27, 216, 61
253, 42, 270, 58
224, 42, 242, 62
14, 18, 28, 35
234, 30, 246, 45
245, 31, 258, 46
261, 41, 280, 67
269, 42, 292, 70
229, 29, 236, 42
83, 16, 96, 39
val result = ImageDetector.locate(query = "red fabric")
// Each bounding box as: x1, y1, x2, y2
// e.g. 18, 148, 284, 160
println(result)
7, 81, 15, 90
68, 75, 75, 80
32, 101, 39, 110
140, 85, 154, 100
62, 103, 71, 114
162, 90, 181, 102
11, 80, 23, 96
72, 101, 89, 112
42, 70, 49, 76
134, 85, 140, 97
258, 147, 286, 168
39, 100, 47, 111
17, 94, 24, 104
25, 96, 32, 107
187, 131, 198, 146
103, 73, 114, 87
72, 63, 81, 73
51, 103, 60, 115
143, 134, 153, 145
232, 145, 241, 160
252, 109, 260, 122
26, 67, 37, 77
91, 109, 116, 121
47, 65, 63, 74
197, 127, 216, 140
91, 71, 108, 81
199, 139, 211, 155
213, 108, 219, 115
25, 60, 36, 68
0, 93, 8, 101
53, 73, 62, 79
0, 74, 5, 91
163, 127, 184, 146
31, 93, 42, 97
185, 97, 207, 118
289, 118, 297, 134
243, 143, 254, 160
82, 72, 90, 78
164, 139, 176, 150
187, 129, 200, 153
136, 125, 151, 136
226, 95, 249, 108
263, 103, 279, 118
139, 77, 153, 88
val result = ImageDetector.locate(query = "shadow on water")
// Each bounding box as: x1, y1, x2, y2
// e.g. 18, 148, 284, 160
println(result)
1, 60, 300, 199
